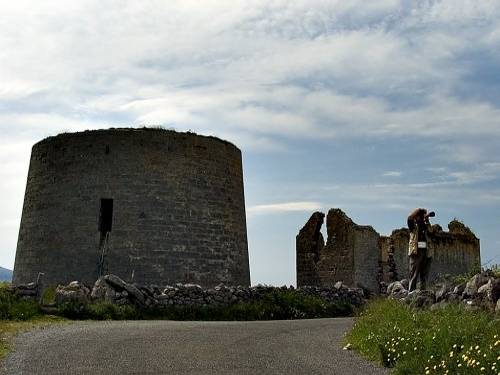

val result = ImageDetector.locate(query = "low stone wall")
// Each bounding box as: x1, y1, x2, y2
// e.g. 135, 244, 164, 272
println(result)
9, 282, 39, 299
53, 274, 366, 309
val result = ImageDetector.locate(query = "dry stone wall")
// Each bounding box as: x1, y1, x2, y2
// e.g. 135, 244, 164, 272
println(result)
51, 274, 366, 310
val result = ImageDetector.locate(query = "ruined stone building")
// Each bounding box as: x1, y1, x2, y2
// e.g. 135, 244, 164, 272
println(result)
297, 209, 480, 293
13, 128, 250, 288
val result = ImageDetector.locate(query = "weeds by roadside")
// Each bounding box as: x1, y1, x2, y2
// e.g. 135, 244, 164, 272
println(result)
345, 299, 500, 374
0, 316, 66, 360
0, 283, 40, 321
0, 283, 66, 360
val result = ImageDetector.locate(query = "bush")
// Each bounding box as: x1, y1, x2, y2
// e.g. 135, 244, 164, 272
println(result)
452, 266, 482, 285
490, 264, 500, 278
57, 301, 139, 320
8, 300, 40, 321
346, 299, 500, 374
41, 287, 56, 305
0, 286, 40, 321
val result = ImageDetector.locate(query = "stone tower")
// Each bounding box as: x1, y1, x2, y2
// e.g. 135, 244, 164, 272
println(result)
13, 128, 250, 287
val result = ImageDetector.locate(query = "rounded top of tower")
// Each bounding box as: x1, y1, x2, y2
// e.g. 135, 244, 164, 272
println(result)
35, 127, 240, 151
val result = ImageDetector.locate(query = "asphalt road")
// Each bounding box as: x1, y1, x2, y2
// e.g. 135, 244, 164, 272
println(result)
2, 318, 389, 375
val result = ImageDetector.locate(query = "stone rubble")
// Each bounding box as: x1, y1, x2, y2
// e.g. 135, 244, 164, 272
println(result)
385, 270, 500, 312
55, 281, 90, 305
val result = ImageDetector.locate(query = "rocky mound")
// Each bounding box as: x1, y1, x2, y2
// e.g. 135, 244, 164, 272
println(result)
385, 270, 500, 312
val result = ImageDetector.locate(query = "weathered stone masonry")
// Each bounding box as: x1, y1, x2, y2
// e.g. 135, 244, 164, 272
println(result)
297, 209, 480, 293
13, 128, 250, 288
379, 220, 481, 285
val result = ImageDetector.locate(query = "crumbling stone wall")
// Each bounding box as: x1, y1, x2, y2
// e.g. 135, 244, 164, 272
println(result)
378, 235, 398, 283
14, 128, 250, 288
380, 221, 481, 283
297, 209, 481, 293
430, 221, 481, 280
379, 229, 410, 284
296, 212, 324, 287
297, 209, 380, 292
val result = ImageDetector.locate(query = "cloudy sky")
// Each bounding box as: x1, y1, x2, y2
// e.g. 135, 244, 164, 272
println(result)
1, 0, 499, 284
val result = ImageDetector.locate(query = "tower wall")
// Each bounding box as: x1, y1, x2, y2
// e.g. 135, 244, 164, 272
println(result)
13, 128, 250, 287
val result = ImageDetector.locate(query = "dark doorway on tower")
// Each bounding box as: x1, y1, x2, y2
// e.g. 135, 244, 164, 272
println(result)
99, 198, 113, 232
97, 198, 113, 277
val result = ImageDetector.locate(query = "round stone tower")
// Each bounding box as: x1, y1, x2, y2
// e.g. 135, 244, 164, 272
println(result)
13, 128, 250, 287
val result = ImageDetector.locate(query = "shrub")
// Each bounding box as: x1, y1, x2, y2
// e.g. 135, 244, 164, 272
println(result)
8, 300, 40, 321
452, 266, 482, 285
56, 301, 139, 320
0, 287, 40, 321
87, 303, 138, 320
41, 287, 56, 305
346, 299, 500, 374
490, 264, 500, 278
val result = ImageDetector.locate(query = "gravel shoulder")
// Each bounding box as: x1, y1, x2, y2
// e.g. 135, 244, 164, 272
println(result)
1, 318, 389, 375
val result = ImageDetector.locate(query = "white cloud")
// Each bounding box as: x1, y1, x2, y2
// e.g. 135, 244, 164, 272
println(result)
0, 141, 31, 269
247, 201, 322, 216
382, 171, 402, 177
322, 178, 500, 211
1, 0, 500, 274
1, 0, 499, 149
447, 162, 500, 185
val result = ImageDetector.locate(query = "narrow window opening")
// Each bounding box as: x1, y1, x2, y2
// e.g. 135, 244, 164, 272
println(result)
105, 145, 110, 154
99, 198, 113, 232
97, 198, 113, 278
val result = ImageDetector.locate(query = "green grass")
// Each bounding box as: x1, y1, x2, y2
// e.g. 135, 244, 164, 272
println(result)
0, 282, 66, 360
345, 299, 500, 374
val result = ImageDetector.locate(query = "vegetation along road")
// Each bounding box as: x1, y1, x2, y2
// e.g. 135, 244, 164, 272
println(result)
2, 318, 388, 375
